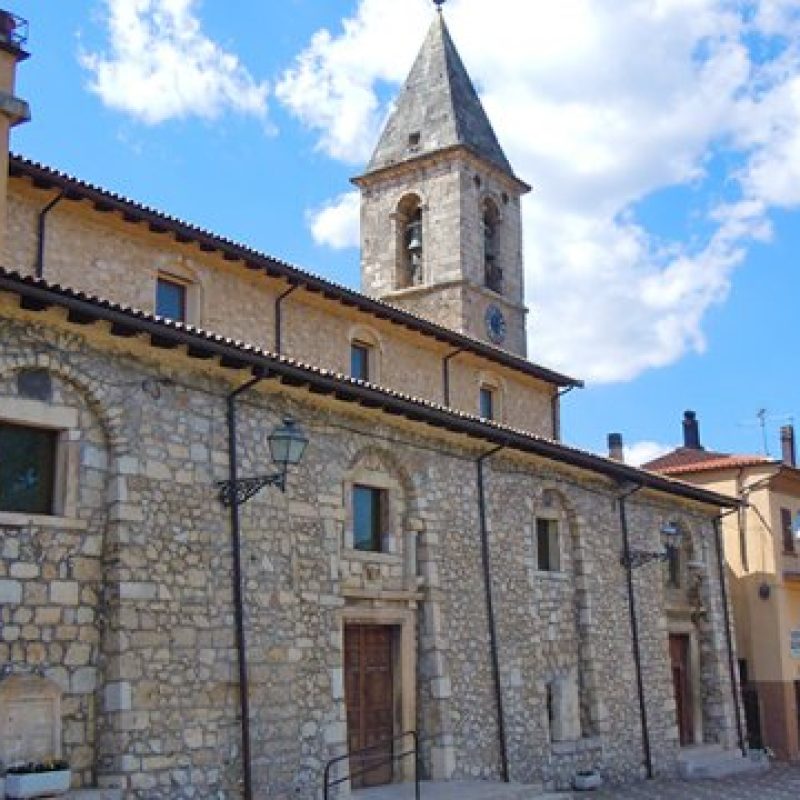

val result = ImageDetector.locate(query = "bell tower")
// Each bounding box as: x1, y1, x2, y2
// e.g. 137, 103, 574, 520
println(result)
353, 8, 530, 356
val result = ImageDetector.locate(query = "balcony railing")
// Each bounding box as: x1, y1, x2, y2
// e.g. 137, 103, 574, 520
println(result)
0, 11, 28, 49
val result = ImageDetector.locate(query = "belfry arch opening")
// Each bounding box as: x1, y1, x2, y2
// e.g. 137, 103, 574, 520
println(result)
395, 194, 423, 289
483, 198, 502, 293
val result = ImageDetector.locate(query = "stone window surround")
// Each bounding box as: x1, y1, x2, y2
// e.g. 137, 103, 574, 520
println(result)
343, 465, 402, 558
477, 370, 505, 423
0, 397, 82, 529
347, 325, 383, 386
533, 510, 564, 576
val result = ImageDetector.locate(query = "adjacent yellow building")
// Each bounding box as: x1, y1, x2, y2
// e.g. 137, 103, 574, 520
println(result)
646, 413, 800, 760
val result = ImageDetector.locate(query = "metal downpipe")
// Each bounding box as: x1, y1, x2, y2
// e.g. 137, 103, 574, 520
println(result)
618, 484, 653, 779
226, 374, 263, 800
476, 445, 509, 782
712, 514, 747, 756
35, 190, 64, 279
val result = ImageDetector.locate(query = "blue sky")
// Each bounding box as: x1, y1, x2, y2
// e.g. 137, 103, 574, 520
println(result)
9, 0, 800, 462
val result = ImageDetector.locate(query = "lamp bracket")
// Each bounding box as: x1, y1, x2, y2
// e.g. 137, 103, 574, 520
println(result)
218, 472, 286, 507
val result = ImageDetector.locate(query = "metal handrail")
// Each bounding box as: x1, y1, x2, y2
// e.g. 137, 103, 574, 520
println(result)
323, 730, 420, 800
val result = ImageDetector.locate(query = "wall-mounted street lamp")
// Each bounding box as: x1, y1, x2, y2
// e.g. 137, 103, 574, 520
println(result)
218, 416, 309, 506
621, 520, 683, 569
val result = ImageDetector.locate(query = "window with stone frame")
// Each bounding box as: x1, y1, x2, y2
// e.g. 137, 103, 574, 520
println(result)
536, 517, 561, 572
479, 385, 495, 420
156, 274, 188, 322
0, 422, 57, 514
352, 484, 387, 552
350, 341, 371, 382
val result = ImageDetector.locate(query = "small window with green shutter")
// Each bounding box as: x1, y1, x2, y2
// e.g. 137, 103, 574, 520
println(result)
0, 422, 57, 514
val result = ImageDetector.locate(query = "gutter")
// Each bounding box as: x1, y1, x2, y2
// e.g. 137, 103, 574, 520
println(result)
476, 445, 509, 782
617, 483, 653, 779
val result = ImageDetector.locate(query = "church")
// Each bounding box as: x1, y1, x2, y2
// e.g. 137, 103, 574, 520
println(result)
0, 7, 745, 798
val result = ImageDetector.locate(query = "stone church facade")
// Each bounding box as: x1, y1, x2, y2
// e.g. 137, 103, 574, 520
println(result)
0, 9, 743, 798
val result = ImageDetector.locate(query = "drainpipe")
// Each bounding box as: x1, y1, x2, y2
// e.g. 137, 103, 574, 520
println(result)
712, 510, 747, 757
442, 348, 464, 407
36, 190, 64, 278
551, 386, 575, 442
274, 284, 299, 355
226, 373, 264, 800
476, 444, 509, 782
617, 482, 653, 779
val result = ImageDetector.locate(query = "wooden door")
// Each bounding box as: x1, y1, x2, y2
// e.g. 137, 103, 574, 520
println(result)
669, 634, 694, 746
345, 625, 395, 788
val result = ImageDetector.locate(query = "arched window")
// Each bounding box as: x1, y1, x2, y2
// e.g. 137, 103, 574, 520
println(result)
483, 199, 502, 293
395, 195, 423, 289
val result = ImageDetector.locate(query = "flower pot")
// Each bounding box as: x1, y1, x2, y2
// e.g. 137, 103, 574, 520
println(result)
5, 768, 71, 798
572, 769, 603, 791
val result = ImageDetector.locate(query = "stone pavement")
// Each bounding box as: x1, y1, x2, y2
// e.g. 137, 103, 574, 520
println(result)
588, 763, 800, 799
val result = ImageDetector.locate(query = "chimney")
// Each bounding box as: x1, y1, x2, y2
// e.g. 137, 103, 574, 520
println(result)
0, 10, 30, 261
607, 432, 624, 462
780, 425, 796, 467
682, 410, 702, 450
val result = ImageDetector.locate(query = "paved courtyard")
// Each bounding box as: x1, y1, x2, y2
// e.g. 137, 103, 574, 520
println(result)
589, 763, 800, 799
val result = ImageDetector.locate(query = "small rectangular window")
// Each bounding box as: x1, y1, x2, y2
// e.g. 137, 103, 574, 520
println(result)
156, 276, 187, 322
781, 507, 795, 554
0, 423, 57, 514
536, 517, 560, 572
351, 342, 370, 382
353, 484, 384, 552
479, 386, 494, 420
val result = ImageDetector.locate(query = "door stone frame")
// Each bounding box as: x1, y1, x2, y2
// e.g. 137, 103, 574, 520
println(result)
338, 605, 417, 782
668, 617, 703, 746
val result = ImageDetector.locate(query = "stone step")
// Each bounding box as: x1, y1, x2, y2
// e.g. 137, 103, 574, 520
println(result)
677, 747, 770, 780
66, 791, 123, 800
352, 780, 571, 800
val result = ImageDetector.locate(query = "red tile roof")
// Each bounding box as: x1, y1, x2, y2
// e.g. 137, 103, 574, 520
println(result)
643, 447, 774, 476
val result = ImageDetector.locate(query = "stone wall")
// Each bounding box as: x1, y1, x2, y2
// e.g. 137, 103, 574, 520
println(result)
6, 179, 554, 437
0, 307, 738, 796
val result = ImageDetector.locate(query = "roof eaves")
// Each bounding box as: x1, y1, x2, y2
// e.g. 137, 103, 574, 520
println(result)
9, 154, 571, 386
0, 267, 734, 510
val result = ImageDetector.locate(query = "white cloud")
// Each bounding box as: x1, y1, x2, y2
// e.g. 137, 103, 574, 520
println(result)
624, 441, 674, 468
279, 0, 800, 383
308, 192, 360, 250
81, 0, 268, 125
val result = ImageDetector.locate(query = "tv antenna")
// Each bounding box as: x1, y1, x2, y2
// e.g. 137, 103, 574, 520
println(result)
738, 409, 794, 456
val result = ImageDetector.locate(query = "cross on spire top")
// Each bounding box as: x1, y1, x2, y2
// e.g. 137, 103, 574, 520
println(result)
433, 0, 447, 11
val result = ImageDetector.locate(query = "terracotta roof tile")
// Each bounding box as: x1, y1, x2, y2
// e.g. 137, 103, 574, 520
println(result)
644, 447, 774, 475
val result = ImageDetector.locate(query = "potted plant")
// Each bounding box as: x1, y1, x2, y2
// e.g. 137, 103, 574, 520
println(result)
5, 758, 71, 799
572, 767, 603, 791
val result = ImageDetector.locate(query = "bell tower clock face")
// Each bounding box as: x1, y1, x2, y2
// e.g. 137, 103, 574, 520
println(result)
484, 304, 507, 345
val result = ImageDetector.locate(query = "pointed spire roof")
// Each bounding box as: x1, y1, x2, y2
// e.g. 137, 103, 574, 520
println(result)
364, 12, 516, 179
